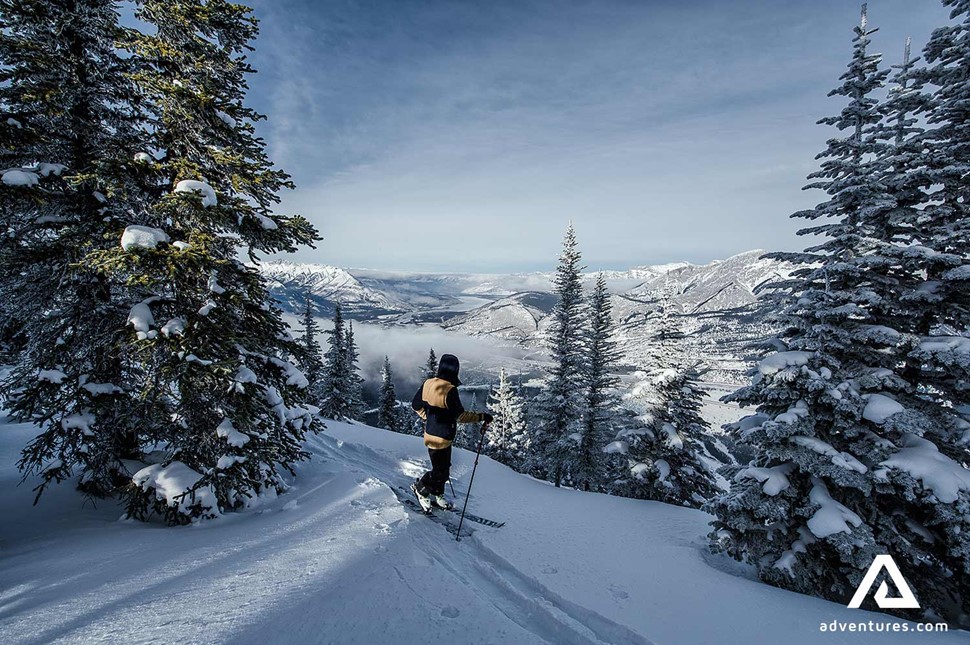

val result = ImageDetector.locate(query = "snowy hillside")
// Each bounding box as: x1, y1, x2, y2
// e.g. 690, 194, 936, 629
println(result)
1, 416, 961, 645
625, 250, 791, 314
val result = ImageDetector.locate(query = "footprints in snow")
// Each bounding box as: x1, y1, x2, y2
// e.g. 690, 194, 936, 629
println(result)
351, 475, 406, 540
609, 584, 630, 601
440, 606, 461, 619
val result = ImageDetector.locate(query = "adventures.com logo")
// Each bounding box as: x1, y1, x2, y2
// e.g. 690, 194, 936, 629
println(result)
818, 555, 949, 635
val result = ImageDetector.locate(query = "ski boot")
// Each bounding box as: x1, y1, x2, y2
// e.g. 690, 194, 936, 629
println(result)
410, 480, 434, 513
430, 494, 453, 511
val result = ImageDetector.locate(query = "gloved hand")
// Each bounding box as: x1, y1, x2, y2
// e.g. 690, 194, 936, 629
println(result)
482, 412, 494, 427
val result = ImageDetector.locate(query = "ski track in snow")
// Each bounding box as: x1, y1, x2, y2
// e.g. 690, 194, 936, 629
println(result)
308, 434, 652, 645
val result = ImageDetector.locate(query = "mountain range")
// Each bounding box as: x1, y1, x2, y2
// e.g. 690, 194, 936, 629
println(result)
259, 250, 793, 384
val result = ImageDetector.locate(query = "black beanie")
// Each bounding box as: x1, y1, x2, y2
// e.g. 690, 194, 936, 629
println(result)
436, 354, 461, 386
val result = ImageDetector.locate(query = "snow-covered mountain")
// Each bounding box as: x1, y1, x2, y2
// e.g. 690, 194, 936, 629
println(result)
260, 250, 794, 382
259, 260, 406, 316
625, 250, 791, 314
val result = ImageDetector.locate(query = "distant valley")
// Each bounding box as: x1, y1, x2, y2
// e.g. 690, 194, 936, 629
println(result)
260, 250, 792, 389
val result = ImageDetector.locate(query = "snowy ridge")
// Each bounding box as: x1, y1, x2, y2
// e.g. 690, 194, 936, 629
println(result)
623, 249, 793, 314
258, 260, 405, 315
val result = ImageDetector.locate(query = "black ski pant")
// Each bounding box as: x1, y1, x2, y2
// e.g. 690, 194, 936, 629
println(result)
419, 445, 452, 496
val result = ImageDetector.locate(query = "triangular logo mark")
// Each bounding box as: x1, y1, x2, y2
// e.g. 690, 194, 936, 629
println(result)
847, 555, 919, 609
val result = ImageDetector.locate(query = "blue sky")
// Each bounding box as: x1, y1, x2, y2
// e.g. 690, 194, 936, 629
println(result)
244, 0, 951, 272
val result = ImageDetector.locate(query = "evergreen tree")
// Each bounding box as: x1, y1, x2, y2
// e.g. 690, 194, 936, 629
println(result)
320, 304, 348, 419
0, 0, 148, 498
708, 6, 970, 623
617, 286, 718, 507
297, 292, 324, 402
377, 356, 404, 433
410, 347, 438, 435
425, 348, 438, 379
92, 0, 321, 523
909, 0, 970, 428
530, 224, 588, 486
344, 322, 365, 421
570, 274, 619, 491
648, 279, 683, 367
485, 369, 530, 470
707, 0, 889, 603
882, 1, 970, 622
622, 368, 719, 507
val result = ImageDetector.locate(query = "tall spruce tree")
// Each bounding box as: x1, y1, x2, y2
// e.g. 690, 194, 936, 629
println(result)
320, 304, 348, 419
0, 0, 148, 499
708, 5, 970, 623
89, 0, 321, 523
910, 0, 970, 425
570, 274, 619, 491
707, 0, 889, 603
377, 355, 404, 433
344, 322, 365, 421
881, 0, 970, 622
530, 224, 588, 486
486, 369, 530, 470
297, 292, 324, 403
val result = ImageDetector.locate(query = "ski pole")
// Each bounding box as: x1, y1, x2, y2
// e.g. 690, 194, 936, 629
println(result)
456, 420, 490, 542
448, 479, 456, 498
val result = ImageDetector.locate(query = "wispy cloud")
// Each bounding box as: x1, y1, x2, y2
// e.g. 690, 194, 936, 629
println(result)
244, 0, 951, 271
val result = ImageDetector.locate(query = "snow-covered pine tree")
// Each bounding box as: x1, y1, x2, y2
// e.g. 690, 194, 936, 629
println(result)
297, 292, 325, 403
530, 224, 588, 486
908, 0, 970, 434
624, 368, 719, 508
485, 369, 530, 470
344, 322, 365, 421
377, 356, 405, 433
648, 279, 682, 366
425, 348, 438, 379
568, 274, 619, 491
0, 0, 149, 498
320, 303, 349, 419
708, 6, 970, 623
409, 347, 438, 435
707, 0, 889, 598
616, 284, 718, 507
89, 0, 321, 523
871, 2, 970, 623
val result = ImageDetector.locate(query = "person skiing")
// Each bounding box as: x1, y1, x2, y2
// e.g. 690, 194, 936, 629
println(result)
410, 353, 492, 512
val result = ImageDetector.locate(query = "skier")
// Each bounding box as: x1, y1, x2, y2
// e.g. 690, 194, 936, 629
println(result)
410, 353, 492, 512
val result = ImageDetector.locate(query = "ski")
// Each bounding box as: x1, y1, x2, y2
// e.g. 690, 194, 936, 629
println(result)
441, 505, 505, 528
393, 486, 467, 538
396, 485, 505, 529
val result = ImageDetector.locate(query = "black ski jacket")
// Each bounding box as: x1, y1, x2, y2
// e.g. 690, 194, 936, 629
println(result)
411, 354, 484, 449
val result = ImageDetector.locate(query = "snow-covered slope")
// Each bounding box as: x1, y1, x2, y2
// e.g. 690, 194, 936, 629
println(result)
1, 416, 962, 644
625, 249, 791, 314
441, 292, 557, 344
